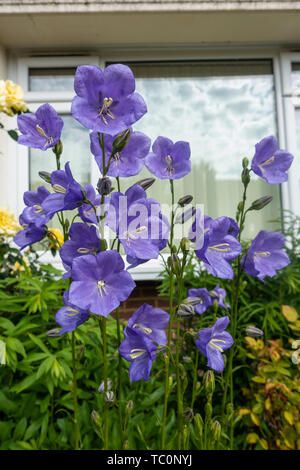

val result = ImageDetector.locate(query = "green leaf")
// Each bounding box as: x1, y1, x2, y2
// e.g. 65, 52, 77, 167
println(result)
7, 129, 18, 141
11, 373, 38, 394
27, 333, 50, 354
13, 417, 27, 441
36, 356, 54, 380
6, 337, 26, 358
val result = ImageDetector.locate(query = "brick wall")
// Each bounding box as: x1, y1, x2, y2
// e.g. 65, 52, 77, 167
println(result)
116, 280, 170, 320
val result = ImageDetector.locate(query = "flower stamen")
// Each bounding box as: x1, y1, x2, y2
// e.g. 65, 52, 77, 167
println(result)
123, 226, 148, 245
97, 280, 108, 297
130, 348, 146, 359
208, 243, 230, 252
209, 338, 226, 352
52, 184, 66, 194
132, 323, 152, 335
258, 155, 275, 173
36, 124, 54, 147
98, 97, 115, 125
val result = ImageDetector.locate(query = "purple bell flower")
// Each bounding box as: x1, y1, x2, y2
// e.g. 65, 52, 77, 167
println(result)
119, 327, 158, 382
106, 184, 169, 266
71, 64, 147, 135
55, 291, 90, 335
90, 129, 151, 177
243, 230, 290, 281
14, 223, 46, 250
195, 316, 233, 373
17, 103, 64, 150
20, 186, 54, 227
209, 284, 230, 309
187, 288, 212, 314
60, 223, 101, 279
125, 303, 169, 346
69, 250, 136, 316
42, 162, 84, 214
194, 216, 242, 280
251, 136, 294, 184
145, 136, 191, 180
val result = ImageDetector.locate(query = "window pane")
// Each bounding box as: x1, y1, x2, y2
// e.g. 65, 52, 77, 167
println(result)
30, 114, 90, 189
112, 60, 280, 240
292, 63, 300, 91
294, 108, 300, 194
29, 68, 76, 91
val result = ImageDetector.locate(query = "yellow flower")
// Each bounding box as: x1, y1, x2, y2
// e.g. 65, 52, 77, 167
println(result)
0, 79, 27, 116
48, 228, 64, 250
10, 256, 30, 275
0, 207, 21, 237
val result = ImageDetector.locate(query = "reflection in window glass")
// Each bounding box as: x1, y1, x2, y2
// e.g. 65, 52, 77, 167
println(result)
29, 68, 76, 91
294, 108, 300, 194
292, 63, 300, 91
114, 60, 281, 240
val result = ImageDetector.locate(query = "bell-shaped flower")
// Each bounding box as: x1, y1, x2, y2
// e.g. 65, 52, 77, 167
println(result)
119, 327, 158, 382
195, 316, 233, 373
209, 284, 230, 309
17, 103, 64, 150
20, 186, 54, 227
106, 184, 169, 267
69, 250, 136, 316
145, 136, 191, 180
243, 230, 290, 281
59, 223, 101, 279
194, 216, 242, 280
125, 303, 169, 346
90, 129, 151, 177
187, 288, 212, 314
14, 221, 46, 250
42, 162, 84, 214
251, 136, 293, 184
71, 64, 147, 135
55, 291, 90, 335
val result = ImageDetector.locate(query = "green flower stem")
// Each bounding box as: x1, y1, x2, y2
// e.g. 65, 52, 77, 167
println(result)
53, 143, 80, 450
71, 331, 80, 450
191, 349, 199, 410
161, 179, 175, 449
99, 317, 109, 450
221, 177, 250, 447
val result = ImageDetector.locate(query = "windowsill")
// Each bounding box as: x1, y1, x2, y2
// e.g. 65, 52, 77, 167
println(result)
38, 252, 166, 281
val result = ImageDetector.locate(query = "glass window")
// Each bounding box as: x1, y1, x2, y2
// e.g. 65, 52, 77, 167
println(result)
29, 68, 76, 91
110, 60, 281, 240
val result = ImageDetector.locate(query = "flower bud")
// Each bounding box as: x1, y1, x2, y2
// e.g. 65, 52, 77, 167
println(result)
245, 325, 263, 338
183, 407, 194, 422
135, 177, 156, 190
100, 239, 108, 251
177, 195, 193, 207
52, 139, 63, 157
203, 370, 215, 394
169, 376, 173, 388
194, 413, 204, 437
241, 168, 250, 186
175, 207, 196, 224
97, 176, 111, 196
98, 378, 112, 394
237, 201, 244, 212
169, 253, 181, 274
177, 303, 195, 318
39, 171, 51, 184
91, 410, 101, 427
180, 237, 191, 253
210, 420, 222, 442
112, 128, 131, 152
249, 195, 273, 211
242, 157, 249, 169
46, 328, 61, 338
182, 355, 192, 363
183, 296, 201, 306
104, 391, 115, 403
126, 400, 134, 413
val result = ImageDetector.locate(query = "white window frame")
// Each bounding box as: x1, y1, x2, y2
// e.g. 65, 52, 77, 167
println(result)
7, 48, 298, 279
279, 52, 300, 218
